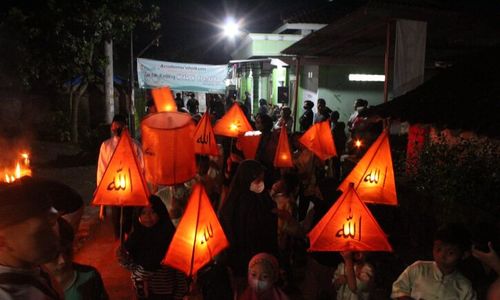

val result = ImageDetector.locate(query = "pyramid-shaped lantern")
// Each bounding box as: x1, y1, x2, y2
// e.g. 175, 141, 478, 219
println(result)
338, 130, 397, 206
237, 131, 262, 160
213, 103, 253, 138
308, 183, 392, 252
299, 121, 337, 161
274, 126, 293, 168
152, 86, 177, 112
162, 184, 229, 277
193, 112, 219, 156
92, 129, 149, 207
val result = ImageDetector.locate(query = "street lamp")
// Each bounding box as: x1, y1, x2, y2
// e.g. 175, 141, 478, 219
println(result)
129, 33, 162, 137
222, 17, 241, 39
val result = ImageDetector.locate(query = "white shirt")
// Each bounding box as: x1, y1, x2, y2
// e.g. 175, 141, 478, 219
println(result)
96, 135, 144, 186
333, 262, 374, 300
391, 261, 477, 300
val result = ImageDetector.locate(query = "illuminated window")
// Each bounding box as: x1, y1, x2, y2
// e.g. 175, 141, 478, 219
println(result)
349, 74, 385, 82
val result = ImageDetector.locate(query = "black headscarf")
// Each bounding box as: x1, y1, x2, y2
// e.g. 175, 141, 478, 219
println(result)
124, 195, 175, 271
220, 160, 278, 276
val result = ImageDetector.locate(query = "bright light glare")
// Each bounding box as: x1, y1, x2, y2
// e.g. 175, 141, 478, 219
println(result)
223, 18, 240, 38
349, 74, 385, 82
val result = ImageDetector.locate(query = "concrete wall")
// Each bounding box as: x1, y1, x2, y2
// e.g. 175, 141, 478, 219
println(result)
317, 65, 387, 123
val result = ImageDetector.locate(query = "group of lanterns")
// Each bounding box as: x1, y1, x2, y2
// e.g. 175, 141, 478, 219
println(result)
92, 85, 398, 278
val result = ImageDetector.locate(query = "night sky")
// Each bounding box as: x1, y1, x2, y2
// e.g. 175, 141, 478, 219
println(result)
141, 0, 316, 64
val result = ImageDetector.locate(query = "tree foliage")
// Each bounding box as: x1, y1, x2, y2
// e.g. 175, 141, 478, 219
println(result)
3, 0, 160, 90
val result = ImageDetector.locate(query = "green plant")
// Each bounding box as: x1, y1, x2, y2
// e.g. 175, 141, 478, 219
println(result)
407, 133, 499, 224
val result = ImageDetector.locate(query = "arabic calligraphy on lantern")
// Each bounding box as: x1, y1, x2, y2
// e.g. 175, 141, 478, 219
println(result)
364, 168, 381, 184
196, 134, 210, 145
107, 167, 132, 192
336, 213, 362, 241
200, 223, 214, 245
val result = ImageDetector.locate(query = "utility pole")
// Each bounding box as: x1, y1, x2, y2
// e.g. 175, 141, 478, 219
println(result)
104, 22, 114, 124
129, 30, 136, 137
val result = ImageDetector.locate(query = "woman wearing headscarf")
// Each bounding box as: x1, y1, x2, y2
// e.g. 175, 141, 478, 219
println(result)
118, 195, 187, 300
220, 160, 278, 290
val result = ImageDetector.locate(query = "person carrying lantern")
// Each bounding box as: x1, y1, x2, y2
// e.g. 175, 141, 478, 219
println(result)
117, 195, 187, 300
332, 251, 374, 300
96, 114, 143, 240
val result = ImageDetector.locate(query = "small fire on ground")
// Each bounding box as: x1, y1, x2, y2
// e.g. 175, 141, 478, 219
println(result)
2, 152, 32, 183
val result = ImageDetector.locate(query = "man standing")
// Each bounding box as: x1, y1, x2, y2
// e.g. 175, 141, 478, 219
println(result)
186, 93, 199, 115
299, 100, 314, 131
174, 92, 184, 111
0, 177, 64, 299
243, 91, 252, 119
97, 114, 143, 240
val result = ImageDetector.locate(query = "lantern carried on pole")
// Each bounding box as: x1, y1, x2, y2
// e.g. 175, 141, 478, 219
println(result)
92, 129, 150, 242
338, 130, 397, 206
141, 112, 197, 185
308, 183, 392, 252
193, 112, 219, 156
237, 131, 262, 160
299, 121, 337, 161
152, 86, 177, 112
213, 103, 253, 138
273, 126, 293, 168
162, 184, 229, 277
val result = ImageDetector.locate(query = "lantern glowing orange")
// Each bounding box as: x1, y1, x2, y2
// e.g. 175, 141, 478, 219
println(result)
273, 126, 293, 168
213, 103, 253, 138
338, 130, 397, 206
193, 112, 219, 156
299, 121, 337, 161
308, 183, 392, 252
92, 130, 150, 206
141, 112, 197, 185
152, 86, 177, 112
162, 184, 229, 277
237, 131, 262, 159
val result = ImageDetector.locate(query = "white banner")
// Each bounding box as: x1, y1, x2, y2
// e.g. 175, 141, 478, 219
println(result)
393, 19, 427, 98
137, 58, 228, 93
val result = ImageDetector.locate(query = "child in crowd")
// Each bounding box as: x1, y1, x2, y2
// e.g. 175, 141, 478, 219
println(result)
44, 218, 108, 299
391, 223, 477, 300
117, 195, 187, 300
238, 253, 289, 300
332, 251, 374, 300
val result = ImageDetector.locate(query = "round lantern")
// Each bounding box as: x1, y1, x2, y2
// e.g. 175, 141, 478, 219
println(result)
141, 112, 197, 185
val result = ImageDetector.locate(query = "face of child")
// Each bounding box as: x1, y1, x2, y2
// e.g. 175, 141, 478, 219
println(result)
44, 246, 73, 275
433, 240, 463, 274
248, 262, 274, 294
139, 206, 159, 228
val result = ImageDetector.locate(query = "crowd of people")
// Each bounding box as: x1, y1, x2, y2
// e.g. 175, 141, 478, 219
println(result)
0, 93, 498, 300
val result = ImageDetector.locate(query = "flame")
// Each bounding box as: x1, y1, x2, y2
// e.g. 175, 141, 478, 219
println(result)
165, 105, 174, 111
281, 154, 288, 160
2, 153, 33, 183
355, 139, 362, 148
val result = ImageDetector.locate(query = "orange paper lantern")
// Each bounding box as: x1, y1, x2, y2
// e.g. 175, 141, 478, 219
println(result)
237, 131, 262, 159
152, 86, 177, 112
162, 184, 229, 277
141, 112, 197, 185
193, 112, 219, 156
308, 184, 392, 252
92, 130, 150, 206
273, 127, 293, 168
213, 103, 253, 138
299, 121, 337, 161
338, 130, 397, 206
